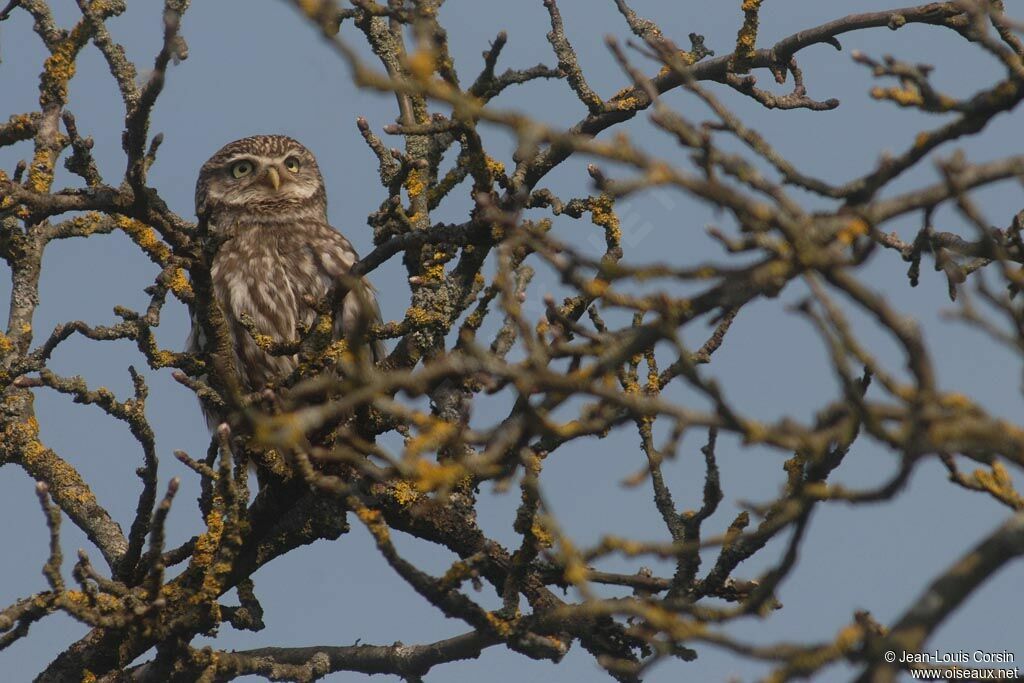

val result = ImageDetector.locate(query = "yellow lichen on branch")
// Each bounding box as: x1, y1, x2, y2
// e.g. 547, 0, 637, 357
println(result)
115, 216, 171, 264
192, 509, 224, 566
971, 462, 1024, 509
296, 0, 341, 35
656, 49, 702, 78
62, 212, 107, 238
1, 417, 99, 508
40, 27, 86, 108
484, 155, 505, 177
28, 147, 57, 194
2, 113, 36, 140
589, 193, 622, 248
530, 520, 553, 549
190, 499, 227, 613
3, 416, 46, 465
411, 458, 466, 493
485, 610, 518, 636
870, 86, 959, 111
405, 168, 427, 202
61, 590, 124, 613
733, 0, 765, 73
404, 305, 444, 326
389, 480, 419, 506
353, 502, 391, 545
421, 250, 450, 283
168, 267, 193, 298
407, 46, 437, 82
836, 218, 870, 246
582, 278, 609, 298
404, 416, 458, 459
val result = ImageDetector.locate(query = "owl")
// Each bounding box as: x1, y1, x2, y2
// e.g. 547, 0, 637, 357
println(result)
189, 134, 385, 404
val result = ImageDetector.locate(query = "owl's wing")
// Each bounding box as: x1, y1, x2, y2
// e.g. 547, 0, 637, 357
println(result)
184, 310, 227, 433
313, 227, 388, 365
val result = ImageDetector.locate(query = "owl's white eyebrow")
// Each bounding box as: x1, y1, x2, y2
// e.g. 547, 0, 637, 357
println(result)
224, 154, 299, 165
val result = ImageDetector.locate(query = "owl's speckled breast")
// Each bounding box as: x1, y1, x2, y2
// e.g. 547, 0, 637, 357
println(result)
211, 222, 332, 390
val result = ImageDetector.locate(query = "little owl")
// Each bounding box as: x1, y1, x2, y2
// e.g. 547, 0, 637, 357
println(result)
189, 134, 384, 401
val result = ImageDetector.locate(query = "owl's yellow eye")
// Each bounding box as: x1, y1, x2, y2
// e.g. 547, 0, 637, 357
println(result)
284, 156, 300, 173
230, 161, 253, 178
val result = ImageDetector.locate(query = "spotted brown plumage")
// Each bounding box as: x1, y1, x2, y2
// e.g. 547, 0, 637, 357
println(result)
189, 134, 384, 398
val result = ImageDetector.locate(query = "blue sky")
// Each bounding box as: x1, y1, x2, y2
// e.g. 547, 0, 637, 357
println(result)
1, 1, 1022, 681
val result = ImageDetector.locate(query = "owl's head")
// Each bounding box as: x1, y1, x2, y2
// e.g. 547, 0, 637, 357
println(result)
195, 135, 326, 218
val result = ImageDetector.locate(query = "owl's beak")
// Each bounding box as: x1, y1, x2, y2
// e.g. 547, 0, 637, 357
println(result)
262, 167, 281, 191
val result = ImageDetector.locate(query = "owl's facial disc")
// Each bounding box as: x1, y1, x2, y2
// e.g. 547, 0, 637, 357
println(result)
215, 152, 320, 208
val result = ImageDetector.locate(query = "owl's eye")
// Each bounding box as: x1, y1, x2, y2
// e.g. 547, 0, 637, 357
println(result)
284, 156, 301, 173
230, 161, 253, 178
